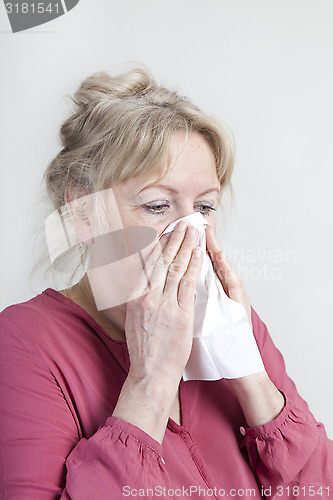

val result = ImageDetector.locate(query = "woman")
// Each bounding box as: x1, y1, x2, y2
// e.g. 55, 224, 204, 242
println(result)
0, 67, 332, 499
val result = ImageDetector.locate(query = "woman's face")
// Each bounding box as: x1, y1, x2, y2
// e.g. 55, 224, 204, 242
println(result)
111, 131, 221, 237
84, 131, 220, 311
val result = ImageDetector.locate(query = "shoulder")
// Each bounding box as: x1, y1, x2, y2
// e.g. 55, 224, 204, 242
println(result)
1, 290, 54, 322
1, 292, 47, 340
0, 293, 61, 390
1, 290, 67, 341
0, 289, 95, 362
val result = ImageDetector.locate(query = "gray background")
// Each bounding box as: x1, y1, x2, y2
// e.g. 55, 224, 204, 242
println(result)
1, 0, 332, 437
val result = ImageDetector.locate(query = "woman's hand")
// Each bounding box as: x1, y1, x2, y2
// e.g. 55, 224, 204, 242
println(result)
205, 225, 252, 328
112, 221, 203, 442
206, 225, 285, 427
125, 221, 203, 384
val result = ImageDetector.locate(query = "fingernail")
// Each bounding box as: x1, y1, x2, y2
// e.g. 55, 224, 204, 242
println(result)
176, 221, 187, 232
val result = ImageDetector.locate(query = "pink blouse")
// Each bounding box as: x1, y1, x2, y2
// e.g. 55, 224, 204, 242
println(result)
0, 288, 332, 499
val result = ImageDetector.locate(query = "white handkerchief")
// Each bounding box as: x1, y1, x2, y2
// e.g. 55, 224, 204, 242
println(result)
160, 213, 265, 381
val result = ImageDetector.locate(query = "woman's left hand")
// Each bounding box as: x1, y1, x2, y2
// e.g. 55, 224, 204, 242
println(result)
205, 225, 286, 427
205, 225, 252, 329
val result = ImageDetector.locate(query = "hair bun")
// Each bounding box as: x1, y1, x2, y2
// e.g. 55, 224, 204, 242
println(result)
75, 67, 153, 105
60, 68, 154, 150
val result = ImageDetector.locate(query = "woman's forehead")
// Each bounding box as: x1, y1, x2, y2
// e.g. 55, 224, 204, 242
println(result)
118, 132, 219, 195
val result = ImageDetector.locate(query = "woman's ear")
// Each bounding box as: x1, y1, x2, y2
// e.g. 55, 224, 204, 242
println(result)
65, 187, 94, 245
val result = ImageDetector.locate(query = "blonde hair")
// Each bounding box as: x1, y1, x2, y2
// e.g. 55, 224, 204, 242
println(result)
39, 66, 235, 287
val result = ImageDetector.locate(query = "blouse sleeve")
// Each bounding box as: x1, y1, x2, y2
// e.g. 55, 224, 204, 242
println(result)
61, 417, 168, 500
0, 314, 169, 500
242, 307, 333, 498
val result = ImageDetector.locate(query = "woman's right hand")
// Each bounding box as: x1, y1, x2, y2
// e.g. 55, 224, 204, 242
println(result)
126, 221, 203, 385
112, 221, 203, 442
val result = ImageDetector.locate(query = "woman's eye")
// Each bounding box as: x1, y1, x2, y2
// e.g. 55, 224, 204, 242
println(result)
195, 204, 216, 216
143, 203, 170, 214
142, 202, 216, 216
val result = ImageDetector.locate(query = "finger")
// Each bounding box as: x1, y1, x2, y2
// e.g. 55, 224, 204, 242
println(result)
213, 258, 230, 296
177, 247, 203, 311
205, 226, 229, 293
214, 251, 247, 305
127, 233, 170, 302
205, 228, 251, 324
217, 252, 252, 326
129, 221, 188, 301
205, 225, 221, 260
163, 226, 199, 298
142, 232, 170, 282
147, 221, 190, 292
216, 251, 242, 291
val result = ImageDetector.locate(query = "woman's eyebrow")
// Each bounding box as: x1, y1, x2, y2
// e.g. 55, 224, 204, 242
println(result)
138, 183, 220, 196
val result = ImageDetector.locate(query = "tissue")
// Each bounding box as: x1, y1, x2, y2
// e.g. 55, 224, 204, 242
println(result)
159, 213, 265, 381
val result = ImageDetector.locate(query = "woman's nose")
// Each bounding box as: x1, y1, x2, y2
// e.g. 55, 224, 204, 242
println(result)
175, 205, 197, 220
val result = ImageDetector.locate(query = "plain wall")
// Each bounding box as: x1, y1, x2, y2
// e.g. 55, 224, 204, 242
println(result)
1, 0, 332, 437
